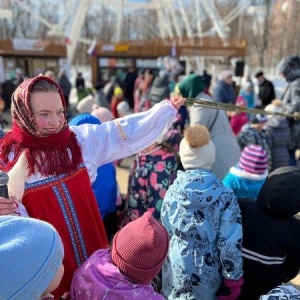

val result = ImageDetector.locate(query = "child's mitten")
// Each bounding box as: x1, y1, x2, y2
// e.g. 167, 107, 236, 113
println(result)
217, 277, 244, 300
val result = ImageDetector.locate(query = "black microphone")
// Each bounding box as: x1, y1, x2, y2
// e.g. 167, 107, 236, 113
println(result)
0, 171, 9, 198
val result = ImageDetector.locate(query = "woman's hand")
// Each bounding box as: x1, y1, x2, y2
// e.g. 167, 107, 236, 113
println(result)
169, 97, 186, 110
0, 196, 16, 215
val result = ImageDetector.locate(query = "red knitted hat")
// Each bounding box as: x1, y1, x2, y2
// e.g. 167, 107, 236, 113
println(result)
111, 212, 169, 285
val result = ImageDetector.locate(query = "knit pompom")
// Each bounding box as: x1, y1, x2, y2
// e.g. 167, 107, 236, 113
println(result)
184, 125, 210, 148
271, 99, 283, 107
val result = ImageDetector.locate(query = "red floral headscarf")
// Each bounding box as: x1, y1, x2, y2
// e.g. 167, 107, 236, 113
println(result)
0, 76, 83, 176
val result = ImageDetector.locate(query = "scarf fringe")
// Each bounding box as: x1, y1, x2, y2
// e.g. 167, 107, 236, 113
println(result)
0, 131, 83, 177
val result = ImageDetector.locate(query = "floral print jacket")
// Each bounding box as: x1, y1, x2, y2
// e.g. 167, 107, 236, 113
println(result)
125, 146, 178, 222
161, 169, 243, 300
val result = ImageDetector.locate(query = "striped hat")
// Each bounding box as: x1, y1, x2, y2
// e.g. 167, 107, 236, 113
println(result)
239, 145, 268, 174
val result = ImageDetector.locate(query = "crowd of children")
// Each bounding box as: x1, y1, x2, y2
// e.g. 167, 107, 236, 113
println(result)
0, 63, 300, 300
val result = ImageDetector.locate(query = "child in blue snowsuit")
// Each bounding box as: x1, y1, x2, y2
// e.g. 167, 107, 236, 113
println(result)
161, 125, 244, 300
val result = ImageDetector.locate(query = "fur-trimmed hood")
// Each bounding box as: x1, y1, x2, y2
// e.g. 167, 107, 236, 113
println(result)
278, 55, 300, 82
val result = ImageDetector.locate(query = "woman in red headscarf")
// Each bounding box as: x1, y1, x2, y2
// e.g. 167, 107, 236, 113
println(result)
0, 76, 185, 299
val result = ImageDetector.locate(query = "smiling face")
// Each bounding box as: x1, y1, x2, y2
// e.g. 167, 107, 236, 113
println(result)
31, 91, 65, 135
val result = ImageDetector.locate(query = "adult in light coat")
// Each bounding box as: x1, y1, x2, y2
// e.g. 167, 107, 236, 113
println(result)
178, 74, 241, 179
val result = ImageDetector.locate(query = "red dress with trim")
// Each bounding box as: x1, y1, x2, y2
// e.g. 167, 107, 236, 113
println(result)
22, 163, 109, 299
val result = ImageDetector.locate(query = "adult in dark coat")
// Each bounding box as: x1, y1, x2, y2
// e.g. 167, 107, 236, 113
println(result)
264, 101, 290, 171
255, 71, 276, 108
1, 79, 15, 109
123, 67, 137, 108
237, 167, 300, 300
75, 72, 85, 93
58, 70, 72, 109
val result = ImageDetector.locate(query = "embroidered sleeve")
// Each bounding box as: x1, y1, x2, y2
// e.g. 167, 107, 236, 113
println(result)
114, 120, 127, 141
72, 101, 177, 167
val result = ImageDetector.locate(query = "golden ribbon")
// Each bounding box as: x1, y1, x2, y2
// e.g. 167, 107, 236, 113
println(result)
185, 98, 300, 120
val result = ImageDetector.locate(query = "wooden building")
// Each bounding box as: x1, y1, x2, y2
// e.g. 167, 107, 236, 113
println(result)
0, 38, 66, 107
91, 37, 247, 85
0, 38, 66, 80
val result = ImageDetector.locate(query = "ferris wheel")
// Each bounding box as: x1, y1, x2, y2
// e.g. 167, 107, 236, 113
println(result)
1, 0, 251, 63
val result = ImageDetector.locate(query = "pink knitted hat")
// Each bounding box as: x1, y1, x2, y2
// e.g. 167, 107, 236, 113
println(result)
235, 96, 247, 107
239, 145, 268, 174
111, 212, 169, 285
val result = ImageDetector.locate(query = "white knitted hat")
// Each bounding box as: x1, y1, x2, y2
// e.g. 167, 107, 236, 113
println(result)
179, 125, 215, 170
221, 70, 233, 80
76, 95, 96, 114
116, 101, 130, 116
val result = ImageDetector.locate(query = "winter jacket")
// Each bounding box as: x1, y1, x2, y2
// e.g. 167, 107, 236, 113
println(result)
189, 94, 241, 179
258, 79, 275, 108
259, 285, 300, 300
281, 77, 300, 149
58, 74, 71, 98
264, 117, 290, 171
161, 169, 243, 300
213, 80, 236, 104
230, 112, 249, 136
125, 146, 178, 222
148, 74, 170, 106
164, 128, 183, 153
237, 167, 300, 300
76, 77, 85, 93
111, 94, 124, 118
223, 166, 268, 200
278, 56, 300, 149
70, 249, 165, 300
69, 114, 117, 218
240, 89, 254, 109
281, 77, 300, 114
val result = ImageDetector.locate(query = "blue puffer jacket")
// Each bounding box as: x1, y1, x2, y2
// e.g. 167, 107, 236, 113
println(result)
213, 80, 236, 104
161, 169, 243, 300
69, 114, 117, 218
223, 166, 268, 200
